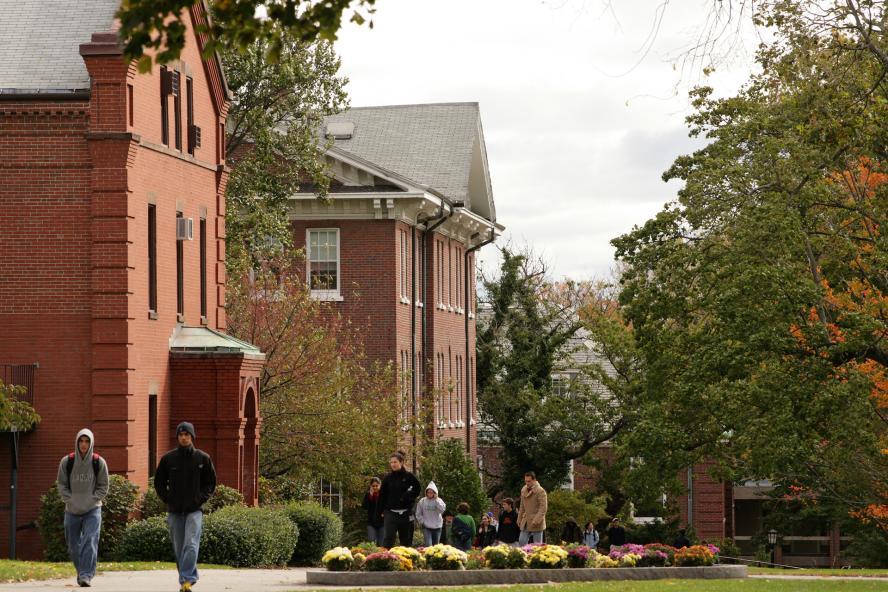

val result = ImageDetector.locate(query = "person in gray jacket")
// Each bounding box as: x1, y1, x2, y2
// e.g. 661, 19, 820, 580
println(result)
414, 481, 446, 546
56, 428, 109, 588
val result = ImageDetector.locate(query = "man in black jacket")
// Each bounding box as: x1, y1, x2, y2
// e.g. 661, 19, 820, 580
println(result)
496, 498, 520, 545
379, 451, 420, 547
154, 422, 216, 592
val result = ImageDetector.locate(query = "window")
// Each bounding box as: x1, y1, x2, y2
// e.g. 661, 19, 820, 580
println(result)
399, 229, 408, 301
173, 71, 182, 151
455, 355, 462, 426
176, 212, 184, 319
448, 243, 454, 308
200, 217, 207, 319
437, 240, 445, 306
148, 204, 157, 314
186, 77, 195, 155
455, 247, 461, 310
310, 479, 343, 514
127, 84, 134, 127
307, 229, 340, 299
400, 350, 410, 426
160, 67, 169, 146
218, 122, 226, 161
437, 352, 445, 425
148, 394, 157, 477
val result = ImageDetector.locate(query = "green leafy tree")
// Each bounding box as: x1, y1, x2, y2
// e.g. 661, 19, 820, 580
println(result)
477, 247, 627, 493
0, 379, 40, 432
226, 252, 399, 497
222, 34, 348, 276
118, 0, 376, 71
610, 0, 888, 527
419, 439, 488, 516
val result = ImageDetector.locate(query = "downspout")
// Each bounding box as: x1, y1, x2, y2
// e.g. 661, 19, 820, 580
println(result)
464, 227, 496, 453
687, 467, 694, 531
415, 198, 452, 472
409, 226, 417, 469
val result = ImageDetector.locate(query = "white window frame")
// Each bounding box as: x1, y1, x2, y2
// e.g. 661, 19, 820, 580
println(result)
399, 229, 409, 303
306, 228, 342, 301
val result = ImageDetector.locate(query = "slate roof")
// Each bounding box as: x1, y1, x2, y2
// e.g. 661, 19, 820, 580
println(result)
325, 103, 482, 204
0, 0, 120, 94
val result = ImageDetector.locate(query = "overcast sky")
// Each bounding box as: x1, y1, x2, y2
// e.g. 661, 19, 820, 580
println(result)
334, 0, 760, 280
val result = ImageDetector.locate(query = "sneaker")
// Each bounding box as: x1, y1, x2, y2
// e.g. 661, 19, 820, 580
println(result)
179, 583, 192, 592
78, 578, 91, 587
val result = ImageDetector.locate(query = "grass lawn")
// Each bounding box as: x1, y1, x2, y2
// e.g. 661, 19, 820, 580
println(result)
749, 567, 888, 578
0, 560, 229, 583
317, 581, 888, 592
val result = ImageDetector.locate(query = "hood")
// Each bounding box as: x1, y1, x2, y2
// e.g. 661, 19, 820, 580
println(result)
75, 428, 95, 460
425, 481, 438, 495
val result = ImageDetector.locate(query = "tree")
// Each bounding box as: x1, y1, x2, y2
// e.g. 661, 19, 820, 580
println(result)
610, 3, 888, 528
222, 34, 348, 275
476, 246, 627, 493
225, 252, 400, 497
419, 439, 488, 517
118, 0, 377, 72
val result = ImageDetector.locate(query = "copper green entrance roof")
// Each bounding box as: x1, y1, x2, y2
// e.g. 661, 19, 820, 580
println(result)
169, 326, 265, 359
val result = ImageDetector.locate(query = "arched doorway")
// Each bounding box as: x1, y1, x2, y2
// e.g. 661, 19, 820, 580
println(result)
242, 386, 260, 506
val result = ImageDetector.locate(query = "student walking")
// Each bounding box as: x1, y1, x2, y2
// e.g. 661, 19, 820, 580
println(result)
451, 503, 476, 551
517, 471, 548, 545
496, 498, 520, 545
379, 451, 421, 548
583, 521, 600, 549
154, 422, 217, 592
560, 518, 583, 544
362, 477, 385, 546
414, 481, 446, 546
57, 428, 109, 588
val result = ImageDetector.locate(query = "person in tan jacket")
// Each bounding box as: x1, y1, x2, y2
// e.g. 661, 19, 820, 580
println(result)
517, 471, 548, 545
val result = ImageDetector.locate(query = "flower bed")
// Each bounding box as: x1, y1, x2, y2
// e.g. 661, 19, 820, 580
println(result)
317, 541, 723, 573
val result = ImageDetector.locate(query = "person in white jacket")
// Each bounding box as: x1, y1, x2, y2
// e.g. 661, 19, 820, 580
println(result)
414, 481, 446, 546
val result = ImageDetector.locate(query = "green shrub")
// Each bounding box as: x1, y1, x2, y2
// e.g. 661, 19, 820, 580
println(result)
284, 501, 342, 565
140, 478, 166, 518
258, 475, 312, 505
201, 505, 298, 567
204, 484, 245, 513
37, 475, 140, 561
544, 489, 608, 544
844, 525, 888, 568
37, 485, 68, 561
116, 516, 175, 561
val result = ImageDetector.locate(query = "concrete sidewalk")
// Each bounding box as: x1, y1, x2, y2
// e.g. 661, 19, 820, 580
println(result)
0, 568, 312, 592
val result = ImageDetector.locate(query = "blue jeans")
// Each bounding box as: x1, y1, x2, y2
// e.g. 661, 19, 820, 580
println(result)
422, 527, 442, 547
367, 525, 385, 546
518, 529, 544, 545
64, 507, 101, 582
168, 511, 203, 585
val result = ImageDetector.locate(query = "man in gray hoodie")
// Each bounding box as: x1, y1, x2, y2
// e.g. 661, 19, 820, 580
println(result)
56, 428, 109, 588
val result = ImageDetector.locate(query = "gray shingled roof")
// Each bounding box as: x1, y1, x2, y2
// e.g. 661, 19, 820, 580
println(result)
325, 103, 481, 204
0, 0, 120, 94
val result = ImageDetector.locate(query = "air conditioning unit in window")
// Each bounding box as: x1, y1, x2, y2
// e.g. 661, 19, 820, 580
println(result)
176, 217, 194, 241
188, 124, 201, 149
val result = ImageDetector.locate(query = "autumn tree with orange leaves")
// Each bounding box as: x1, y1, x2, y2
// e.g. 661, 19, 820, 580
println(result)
607, 0, 888, 536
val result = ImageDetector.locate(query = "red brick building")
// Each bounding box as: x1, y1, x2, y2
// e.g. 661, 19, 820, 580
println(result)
289, 103, 502, 466
0, 1, 263, 557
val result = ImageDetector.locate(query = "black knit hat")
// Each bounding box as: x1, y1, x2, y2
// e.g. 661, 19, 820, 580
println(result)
176, 421, 196, 439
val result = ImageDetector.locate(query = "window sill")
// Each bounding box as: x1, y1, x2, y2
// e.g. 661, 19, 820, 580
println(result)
311, 292, 344, 302
468, 312, 475, 319
399, 296, 410, 305
148, 310, 158, 320
415, 301, 424, 308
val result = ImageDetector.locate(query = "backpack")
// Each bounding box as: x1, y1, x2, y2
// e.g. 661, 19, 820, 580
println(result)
453, 516, 473, 546
65, 452, 101, 486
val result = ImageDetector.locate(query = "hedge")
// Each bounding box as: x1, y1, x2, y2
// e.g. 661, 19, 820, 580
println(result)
200, 505, 298, 567
116, 515, 175, 562
37, 475, 140, 561
284, 501, 343, 565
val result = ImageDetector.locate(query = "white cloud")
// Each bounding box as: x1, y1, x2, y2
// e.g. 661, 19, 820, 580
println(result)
335, 0, 758, 280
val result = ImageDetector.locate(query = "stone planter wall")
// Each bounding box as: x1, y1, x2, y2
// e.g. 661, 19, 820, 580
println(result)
307, 564, 748, 586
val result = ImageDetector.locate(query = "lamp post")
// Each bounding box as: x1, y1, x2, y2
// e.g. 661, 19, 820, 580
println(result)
767, 529, 778, 566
